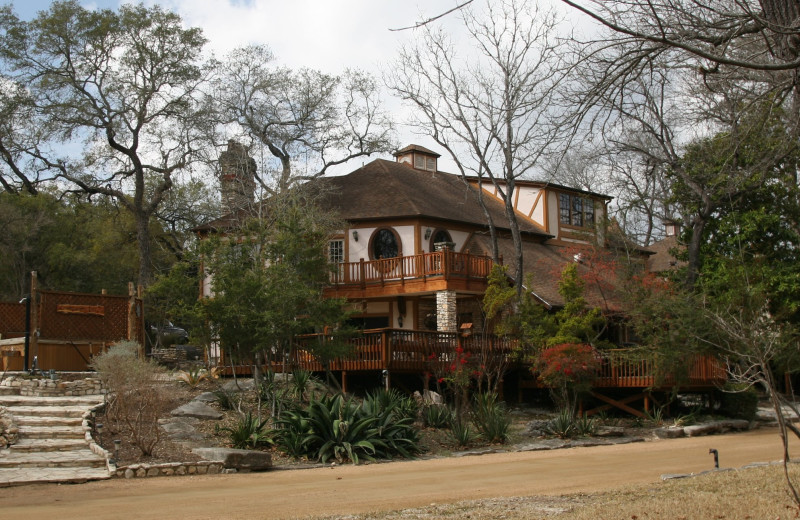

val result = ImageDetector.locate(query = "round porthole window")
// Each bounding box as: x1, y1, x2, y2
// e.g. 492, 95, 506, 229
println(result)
370, 228, 400, 259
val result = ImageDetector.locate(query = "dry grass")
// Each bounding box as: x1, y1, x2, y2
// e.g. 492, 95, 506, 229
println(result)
323, 464, 800, 520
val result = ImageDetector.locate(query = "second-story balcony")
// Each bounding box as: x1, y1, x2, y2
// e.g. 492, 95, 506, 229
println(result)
324, 250, 495, 298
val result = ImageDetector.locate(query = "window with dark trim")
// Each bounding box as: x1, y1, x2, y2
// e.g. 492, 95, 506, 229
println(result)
370, 228, 401, 259
559, 193, 595, 229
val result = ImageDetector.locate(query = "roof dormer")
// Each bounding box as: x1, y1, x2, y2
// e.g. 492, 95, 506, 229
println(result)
393, 144, 440, 173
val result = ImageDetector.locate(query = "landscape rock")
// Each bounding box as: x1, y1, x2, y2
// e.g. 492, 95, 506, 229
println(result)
654, 427, 685, 439
194, 392, 218, 403
594, 426, 625, 438
170, 401, 223, 420
522, 419, 551, 437
192, 447, 272, 471
684, 420, 751, 437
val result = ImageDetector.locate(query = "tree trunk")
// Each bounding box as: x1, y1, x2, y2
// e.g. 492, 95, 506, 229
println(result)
135, 211, 153, 287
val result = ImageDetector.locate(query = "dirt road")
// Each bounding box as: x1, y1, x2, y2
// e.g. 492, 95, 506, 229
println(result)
0, 428, 792, 519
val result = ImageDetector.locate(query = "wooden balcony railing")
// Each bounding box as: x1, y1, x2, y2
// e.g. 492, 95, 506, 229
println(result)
281, 334, 726, 390
288, 329, 516, 373
592, 350, 727, 388
329, 251, 494, 288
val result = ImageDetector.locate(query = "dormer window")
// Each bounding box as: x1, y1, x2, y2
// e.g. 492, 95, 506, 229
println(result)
559, 193, 595, 229
394, 144, 440, 172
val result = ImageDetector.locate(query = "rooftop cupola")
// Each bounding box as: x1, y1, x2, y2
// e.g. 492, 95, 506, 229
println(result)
393, 144, 440, 173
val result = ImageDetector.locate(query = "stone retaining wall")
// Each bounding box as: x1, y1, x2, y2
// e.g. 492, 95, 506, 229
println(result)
114, 461, 227, 479
0, 375, 105, 396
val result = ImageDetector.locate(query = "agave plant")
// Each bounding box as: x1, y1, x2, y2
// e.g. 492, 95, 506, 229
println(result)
220, 411, 272, 449
176, 366, 207, 388
304, 394, 378, 464
471, 392, 511, 444
422, 404, 453, 429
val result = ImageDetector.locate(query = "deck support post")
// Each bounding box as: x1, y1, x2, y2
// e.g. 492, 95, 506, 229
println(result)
341, 370, 348, 394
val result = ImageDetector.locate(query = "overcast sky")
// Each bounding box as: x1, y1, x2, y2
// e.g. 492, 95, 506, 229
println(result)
10, 1, 589, 176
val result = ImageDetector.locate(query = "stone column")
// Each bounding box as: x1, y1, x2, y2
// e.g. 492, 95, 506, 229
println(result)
436, 290, 457, 332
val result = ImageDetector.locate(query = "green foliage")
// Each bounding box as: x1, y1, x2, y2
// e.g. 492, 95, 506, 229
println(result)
198, 192, 354, 373
274, 394, 420, 464
448, 417, 476, 447
0, 192, 170, 299
362, 388, 419, 422
471, 392, 511, 444
212, 388, 237, 411
291, 369, 318, 403
545, 408, 577, 439
574, 414, 597, 436
719, 384, 760, 421
422, 404, 453, 429
220, 412, 272, 449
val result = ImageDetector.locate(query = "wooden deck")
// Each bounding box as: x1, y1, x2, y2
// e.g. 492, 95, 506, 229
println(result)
224, 330, 726, 392
324, 251, 494, 298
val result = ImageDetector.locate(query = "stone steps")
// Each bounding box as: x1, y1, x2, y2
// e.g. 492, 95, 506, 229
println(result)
7, 405, 91, 418
17, 425, 87, 439
0, 394, 105, 408
0, 448, 105, 469
0, 466, 111, 487
8, 438, 90, 452
15, 415, 84, 427
0, 391, 110, 486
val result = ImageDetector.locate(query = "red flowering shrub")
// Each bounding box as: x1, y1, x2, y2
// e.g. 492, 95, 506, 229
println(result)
536, 343, 601, 397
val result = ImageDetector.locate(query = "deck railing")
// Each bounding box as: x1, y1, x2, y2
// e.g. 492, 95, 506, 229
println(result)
282, 334, 725, 389
288, 329, 516, 373
329, 251, 494, 287
592, 349, 727, 388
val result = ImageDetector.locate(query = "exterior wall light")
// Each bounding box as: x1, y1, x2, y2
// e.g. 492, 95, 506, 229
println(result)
352, 230, 359, 242
424, 228, 432, 240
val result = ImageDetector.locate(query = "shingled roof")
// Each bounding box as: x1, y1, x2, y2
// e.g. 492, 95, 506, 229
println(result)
196, 158, 551, 238
470, 235, 628, 313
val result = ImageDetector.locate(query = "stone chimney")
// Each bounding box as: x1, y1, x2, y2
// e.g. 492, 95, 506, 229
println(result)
219, 140, 256, 214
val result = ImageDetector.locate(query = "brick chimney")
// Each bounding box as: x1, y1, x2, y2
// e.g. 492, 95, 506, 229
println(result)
219, 140, 256, 214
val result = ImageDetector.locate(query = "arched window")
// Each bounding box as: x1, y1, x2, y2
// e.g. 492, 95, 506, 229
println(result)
370, 228, 401, 259
429, 229, 453, 250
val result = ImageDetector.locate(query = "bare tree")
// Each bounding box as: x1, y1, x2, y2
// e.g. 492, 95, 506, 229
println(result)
701, 301, 800, 506
213, 45, 395, 196
0, 1, 212, 286
388, 0, 570, 295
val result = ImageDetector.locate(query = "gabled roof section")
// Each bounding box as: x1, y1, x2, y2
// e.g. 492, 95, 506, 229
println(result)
392, 144, 441, 158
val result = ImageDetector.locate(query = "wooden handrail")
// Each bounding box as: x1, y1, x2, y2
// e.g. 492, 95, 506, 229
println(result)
329, 251, 493, 287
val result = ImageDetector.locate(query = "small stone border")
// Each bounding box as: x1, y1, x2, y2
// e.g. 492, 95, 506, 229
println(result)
113, 461, 227, 479
1, 375, 105, 397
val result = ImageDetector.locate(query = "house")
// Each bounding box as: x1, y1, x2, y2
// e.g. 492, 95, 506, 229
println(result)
195, 142, 724, 404
197, 143, 621, 334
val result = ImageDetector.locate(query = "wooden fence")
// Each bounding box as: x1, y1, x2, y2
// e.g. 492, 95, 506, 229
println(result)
0, 274, 144, 371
